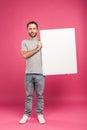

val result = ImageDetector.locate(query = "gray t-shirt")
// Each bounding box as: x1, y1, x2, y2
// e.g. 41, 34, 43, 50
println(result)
21, 39, 43, 74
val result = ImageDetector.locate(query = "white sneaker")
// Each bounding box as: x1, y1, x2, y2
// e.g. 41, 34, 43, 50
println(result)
19, 115, 30, 124
37, 114, 46, 124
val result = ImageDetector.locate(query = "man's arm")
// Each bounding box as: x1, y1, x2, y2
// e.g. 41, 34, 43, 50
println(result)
21, 42, 42, 59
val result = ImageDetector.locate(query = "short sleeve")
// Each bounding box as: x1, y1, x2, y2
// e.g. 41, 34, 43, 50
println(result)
21, 40, 28, 51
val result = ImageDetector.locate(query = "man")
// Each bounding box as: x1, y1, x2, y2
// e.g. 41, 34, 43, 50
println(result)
19, 21, 46, 124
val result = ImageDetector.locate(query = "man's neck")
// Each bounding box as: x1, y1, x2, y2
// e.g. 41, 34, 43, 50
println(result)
29, 36, 38, 40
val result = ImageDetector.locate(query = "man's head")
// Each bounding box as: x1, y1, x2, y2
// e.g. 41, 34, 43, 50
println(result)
27, 21, 38, 38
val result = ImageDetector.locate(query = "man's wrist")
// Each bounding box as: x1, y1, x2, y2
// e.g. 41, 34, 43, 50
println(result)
36, 47, 39, 51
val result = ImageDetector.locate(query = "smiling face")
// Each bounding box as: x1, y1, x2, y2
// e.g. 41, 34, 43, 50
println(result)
27, 23, 38, 38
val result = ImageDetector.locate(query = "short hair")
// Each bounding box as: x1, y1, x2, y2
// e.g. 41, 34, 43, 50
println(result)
27, 21, 38, 29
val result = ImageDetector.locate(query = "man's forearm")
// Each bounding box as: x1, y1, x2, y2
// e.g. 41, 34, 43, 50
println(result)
22, 48, 39, 59
22, 42, 42, 59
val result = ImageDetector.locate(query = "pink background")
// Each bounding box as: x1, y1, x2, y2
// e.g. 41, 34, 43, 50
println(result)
0, 0, 87, 105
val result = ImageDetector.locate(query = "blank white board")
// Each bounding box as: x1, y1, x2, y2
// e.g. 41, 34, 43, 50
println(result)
40, 28, 77, 75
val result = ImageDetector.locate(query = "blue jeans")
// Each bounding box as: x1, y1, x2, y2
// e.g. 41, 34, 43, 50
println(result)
24, 74, 45, 116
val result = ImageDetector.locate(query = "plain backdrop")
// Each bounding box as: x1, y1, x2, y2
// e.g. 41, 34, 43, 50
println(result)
0, 0, 87, 105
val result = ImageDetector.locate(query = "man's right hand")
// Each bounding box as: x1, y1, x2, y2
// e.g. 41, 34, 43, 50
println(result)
37, 42, 42, 51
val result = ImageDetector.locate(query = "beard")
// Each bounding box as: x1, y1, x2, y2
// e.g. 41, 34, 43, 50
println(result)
28, 32, 37, 38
